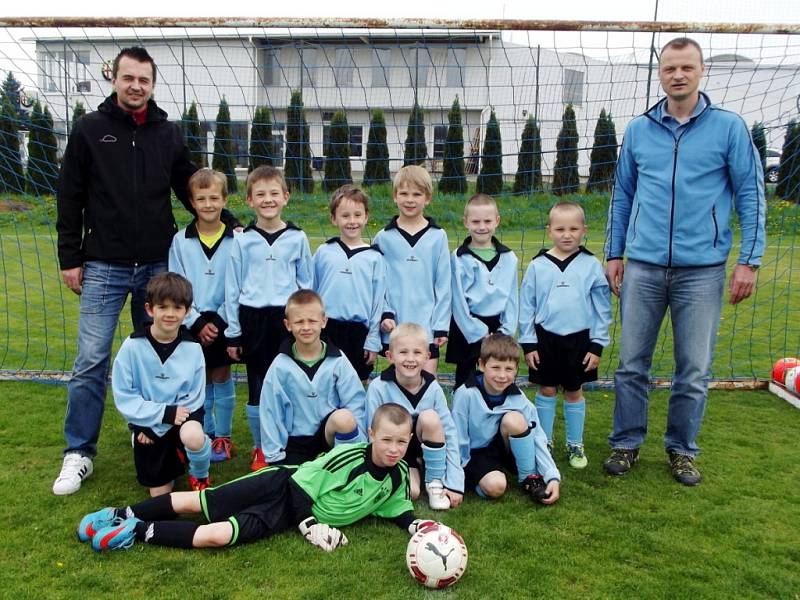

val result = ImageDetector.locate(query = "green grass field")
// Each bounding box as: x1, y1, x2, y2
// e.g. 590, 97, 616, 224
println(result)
2, 381, 798, 599
1, 188, 798, 379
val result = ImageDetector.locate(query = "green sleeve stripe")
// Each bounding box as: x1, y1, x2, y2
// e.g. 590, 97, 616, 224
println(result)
321, 446, 366, 473
227, 517, 239, 546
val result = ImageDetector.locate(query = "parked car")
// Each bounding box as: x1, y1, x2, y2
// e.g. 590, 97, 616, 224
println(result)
765, 148, 781, 184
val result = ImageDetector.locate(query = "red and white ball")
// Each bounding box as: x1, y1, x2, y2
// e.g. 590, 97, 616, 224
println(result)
772, 357, 799, 385
406, 522, 468, 589
785, 366, 800, 394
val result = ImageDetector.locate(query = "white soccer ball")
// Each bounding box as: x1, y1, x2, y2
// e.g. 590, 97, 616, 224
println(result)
785, 366, 800, 394
406, 522, 468, 589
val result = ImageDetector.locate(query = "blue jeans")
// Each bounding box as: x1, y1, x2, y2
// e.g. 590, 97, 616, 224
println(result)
609, 260, 725, 457
63, 261, 166, 457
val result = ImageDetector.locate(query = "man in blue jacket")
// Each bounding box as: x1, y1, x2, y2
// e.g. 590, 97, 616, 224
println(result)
603, 37, 765, 486
53, 47, 203, 496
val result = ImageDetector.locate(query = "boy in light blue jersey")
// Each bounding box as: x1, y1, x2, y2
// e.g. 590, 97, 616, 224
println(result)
169, 169, 237, 463
365, 323, 464, 510
452, 334, 560, 504
259, 290, 365, 466
313, 185, 385, 382
446, 193, 519, 389
373, 166, 451, 375
111, 272, 212, 495
519, 201, 611, 469
224, 166, 313, 471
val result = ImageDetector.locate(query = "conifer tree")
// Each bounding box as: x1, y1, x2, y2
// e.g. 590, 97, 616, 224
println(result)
513, 115, 542, 194
249, 105, 274, 172
552, 104, 580, 195
586, 109, 619, 193
27, 100, 58, 195
751, 121, 767, 174
323, 110, 352, 191
403, 102, 427, 166
476, 110, 503, 195
439, 96, 467, 194
40, 105, 59, 193
285, 90, 313, 193
0, 72, 24, 121
212, 98, 237, 193
777, 120, 799, 200
72, 101, 87, 129
363, 109, 390, 187
0, 96, 24, 193
182, 102, 206, 168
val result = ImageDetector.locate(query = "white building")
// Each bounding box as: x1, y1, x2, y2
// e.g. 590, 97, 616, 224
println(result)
33, 29, 800, 179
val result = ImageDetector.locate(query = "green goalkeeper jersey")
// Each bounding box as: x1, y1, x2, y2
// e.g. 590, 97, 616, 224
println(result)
291, 443, 413, 528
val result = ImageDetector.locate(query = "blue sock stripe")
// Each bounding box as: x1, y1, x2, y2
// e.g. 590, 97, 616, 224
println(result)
213, 379, 236, 438
187, 435, 211, 479
421, 443, 447, 483
564, 398, 586, 446
334, 427, 359, 444
534, 394, 557, 442
245, 404, 261, 448
508, 428, 537, 482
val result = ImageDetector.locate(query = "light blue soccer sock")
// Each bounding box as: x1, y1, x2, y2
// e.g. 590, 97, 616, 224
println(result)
246, 404, 261, 449
334, 427, 359, 446
203, 384, 215, 437
564, 398, 586, 446
212, 379, 236, 438
508, 428, 537, 482
186, 435, 211, 479
534, 394, 557, 442
474, 484, 489, 499
421, 442, 446, 483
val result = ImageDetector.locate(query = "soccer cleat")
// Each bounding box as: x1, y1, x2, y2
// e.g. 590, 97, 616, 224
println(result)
603, 448, 640, 476
567, 444, 588, 469
250, 447, 268, 471
520, 474, 551, 503
53, 453, 94, 496
78, 507, 119, 543
668, 452, 702, 486
211, 437, 235, 463
91, 518, 141, 551
188, 475, 211, 491
425, 479, 451, 510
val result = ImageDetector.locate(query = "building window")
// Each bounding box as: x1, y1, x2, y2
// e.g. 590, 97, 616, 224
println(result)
323, 125, 363, 157
334, 48, 356, 87
74, 51, 91, 92
406, 47, 431, 89
40, 50, 64, 92
40, 50, 91, 93
446, 48, 466, 88
433, 125, 447, 159
299, 47, 316, 87
260, 48, 276, 86
563, 68, 584, 106
372, 48, 391, 88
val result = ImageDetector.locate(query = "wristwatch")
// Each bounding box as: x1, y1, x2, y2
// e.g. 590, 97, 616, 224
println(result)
743, 264, 759, 272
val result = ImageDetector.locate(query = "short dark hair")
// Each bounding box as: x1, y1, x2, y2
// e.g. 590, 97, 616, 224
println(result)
371, 403, 413, 431
479, 333, 521, 364
285, 289, 324, 317
660, 37, 704, 64
330, 185, 369, 216
247, 165, 287, 196
113, 47, 157, 83
145, 272, 192, 308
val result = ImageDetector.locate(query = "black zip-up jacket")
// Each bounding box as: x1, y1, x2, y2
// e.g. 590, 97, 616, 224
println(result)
57, 94, 198, 269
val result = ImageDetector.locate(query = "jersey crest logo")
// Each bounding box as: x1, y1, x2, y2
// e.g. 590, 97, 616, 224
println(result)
406, 256, 419, 262
339, 267, 353, 275
308, 391, 319, 399
265, 255, 277, 261
556, 281, 570, 288
204, 268, 215, 276
155, 373, 170, 380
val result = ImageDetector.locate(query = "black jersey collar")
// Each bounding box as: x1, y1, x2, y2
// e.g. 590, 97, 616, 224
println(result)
383, 216, 441, 247
463, 370, 521, 404
185, 221, 236, 258
380, 365, 436, 408
245, 220, 302, 245
533, 246, 592, 272
131, 325, 196, 364
456, 236, 511, 270
278, 337, 341, 379
325, 237, 383, 258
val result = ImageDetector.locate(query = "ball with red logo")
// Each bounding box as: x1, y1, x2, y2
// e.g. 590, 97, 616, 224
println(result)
406, 522, 468, 589
772, 357, 800, 385
784, 366, 800, 394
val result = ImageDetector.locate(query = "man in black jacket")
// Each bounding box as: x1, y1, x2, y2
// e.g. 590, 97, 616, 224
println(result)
53, 47, 200, 495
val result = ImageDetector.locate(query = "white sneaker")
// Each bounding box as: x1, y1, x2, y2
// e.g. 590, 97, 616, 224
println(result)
53, 453, 93, 496
425, 479, 451, 510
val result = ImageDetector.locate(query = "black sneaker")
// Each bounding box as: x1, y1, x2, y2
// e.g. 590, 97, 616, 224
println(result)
668, 453, 701, 486
520, 475, 550, 503
603, 448, 640, 476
